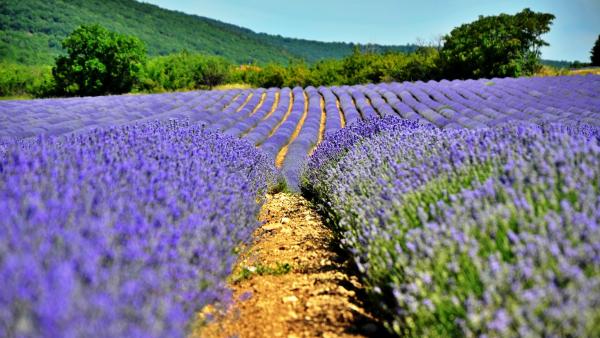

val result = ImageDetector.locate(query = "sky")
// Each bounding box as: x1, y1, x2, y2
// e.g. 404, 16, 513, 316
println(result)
142, 0, 599, 62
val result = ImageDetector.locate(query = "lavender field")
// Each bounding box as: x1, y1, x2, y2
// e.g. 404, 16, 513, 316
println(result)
0, 121, 278, 336
2, 75, 599, 187
1, 75, 600, 337
302, 117, 600, 336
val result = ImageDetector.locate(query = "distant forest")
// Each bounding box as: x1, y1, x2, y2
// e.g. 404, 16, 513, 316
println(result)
0, 0, 417, 65
540, 59, 588, 69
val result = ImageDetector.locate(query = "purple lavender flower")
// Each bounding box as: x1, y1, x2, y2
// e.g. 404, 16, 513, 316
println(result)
0, 120, 277, 337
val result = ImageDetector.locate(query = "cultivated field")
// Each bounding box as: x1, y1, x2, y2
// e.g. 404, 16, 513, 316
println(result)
303, 118, 600, 336
2, 75, 599, 186
1, 75, 599, 337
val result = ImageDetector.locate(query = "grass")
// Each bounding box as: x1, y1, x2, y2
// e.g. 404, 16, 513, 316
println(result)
268, 176, 291, 194
569, 67, 600, 75
232, 262, 293, 283
0, 94, 35, 101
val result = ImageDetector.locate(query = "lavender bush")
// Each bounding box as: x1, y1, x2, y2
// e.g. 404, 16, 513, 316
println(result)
302, 117, 600, 336
0, 120, 277, 337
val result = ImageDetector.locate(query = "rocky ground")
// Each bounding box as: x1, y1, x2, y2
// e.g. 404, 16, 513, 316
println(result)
195, 193, 389, 338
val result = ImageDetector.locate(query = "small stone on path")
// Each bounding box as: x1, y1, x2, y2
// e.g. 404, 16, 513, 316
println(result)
282, 295, 298, 303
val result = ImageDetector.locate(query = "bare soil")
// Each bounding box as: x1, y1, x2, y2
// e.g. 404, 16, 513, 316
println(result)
193, 193, 388, 338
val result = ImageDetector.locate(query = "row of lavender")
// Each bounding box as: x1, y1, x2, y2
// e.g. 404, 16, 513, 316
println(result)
301, 116, 600, 336
0, 121, 278, 337
2, 76, 598, 186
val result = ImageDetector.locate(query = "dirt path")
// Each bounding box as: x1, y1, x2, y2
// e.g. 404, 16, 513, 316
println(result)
194, 193, 388, 338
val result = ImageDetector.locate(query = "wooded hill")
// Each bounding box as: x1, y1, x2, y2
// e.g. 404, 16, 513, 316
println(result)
0, 0, 416, 65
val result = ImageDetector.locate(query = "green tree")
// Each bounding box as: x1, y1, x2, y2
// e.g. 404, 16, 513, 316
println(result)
195, 56, 231, 89
53, 24, 146, 96
592, 35, 600, 66
440, 8, 555, 79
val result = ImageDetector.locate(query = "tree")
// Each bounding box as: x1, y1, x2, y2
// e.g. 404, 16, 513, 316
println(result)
440, 8, 555, 79
195, 56, 231, 89
592, 35, 600, 67
53, 24, 146, 96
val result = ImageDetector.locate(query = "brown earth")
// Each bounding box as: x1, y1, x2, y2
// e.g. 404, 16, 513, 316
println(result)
193, 193, 389, 338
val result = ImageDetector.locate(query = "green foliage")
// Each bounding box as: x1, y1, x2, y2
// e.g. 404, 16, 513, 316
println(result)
53, 24, 146, 96
1, 2, 567, 98
1, 0, 415, 66
197, 57, 231, 89
440, 8, 555, 79
232, 262, 293, 283
255, 64, 288, 88
230, 48, 441, 89
382, 47, 441, 82
137, 53, 197, 92
268, 175, 291, 194
341, 47, 386, 84
137, 52, 231, 92
592, 35, 600, 66
284, 60, 312, 87
0, 31, 62, 65
541, 59, 576, 69
305, 59, 346, 86
2, 47, 445, 98
0, 62, 54, 98
0, 6, 565, 98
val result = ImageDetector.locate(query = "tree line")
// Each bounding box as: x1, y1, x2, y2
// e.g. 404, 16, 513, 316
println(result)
2, 8, 597, 99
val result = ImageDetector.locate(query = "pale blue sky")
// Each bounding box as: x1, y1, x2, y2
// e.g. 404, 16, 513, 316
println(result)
142, 0, 599, 62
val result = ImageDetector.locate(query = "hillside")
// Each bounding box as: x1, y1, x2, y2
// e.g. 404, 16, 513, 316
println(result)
0, 0, 416, 65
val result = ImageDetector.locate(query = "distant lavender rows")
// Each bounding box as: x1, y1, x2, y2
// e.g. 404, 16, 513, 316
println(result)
1, 75, 599, 186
